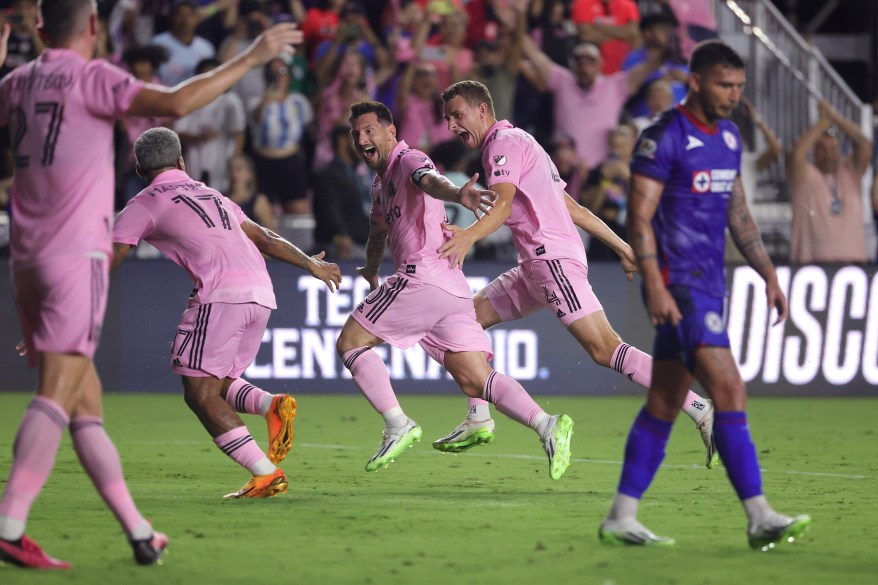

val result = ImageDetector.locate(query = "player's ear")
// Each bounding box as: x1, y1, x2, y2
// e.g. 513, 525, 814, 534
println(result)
89, 12, 97, 37
135, 163, 143, 178
177, 156, 185, 172
388, 123, 397, 138
688, 72, 701, 94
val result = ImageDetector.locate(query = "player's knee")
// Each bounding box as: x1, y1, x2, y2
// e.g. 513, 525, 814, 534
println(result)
182, 385, 210, 414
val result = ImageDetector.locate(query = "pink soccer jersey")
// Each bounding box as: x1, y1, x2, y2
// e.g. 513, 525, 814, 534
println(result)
113, 169, 277, 309
0, 49, 145, 269
481, 120, 588, 266
370, 140, 472, 298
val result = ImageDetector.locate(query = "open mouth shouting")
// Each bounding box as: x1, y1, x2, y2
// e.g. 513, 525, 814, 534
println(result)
360, 145, 378, 163
456, 130, 472, 147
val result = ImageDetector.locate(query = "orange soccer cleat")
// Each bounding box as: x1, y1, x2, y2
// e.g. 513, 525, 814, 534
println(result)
223, 467, 288, 499
265, 394, 297, 465
0, 535, 72, 569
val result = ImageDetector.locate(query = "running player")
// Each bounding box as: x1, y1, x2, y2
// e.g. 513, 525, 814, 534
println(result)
112, 128, 341, 499
336, 101, 574, 479
598, 40, 810, 548
433, 79, 717, 469
0, 0, 302, 568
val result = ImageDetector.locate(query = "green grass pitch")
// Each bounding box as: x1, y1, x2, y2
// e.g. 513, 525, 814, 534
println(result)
0, 393, 876, 584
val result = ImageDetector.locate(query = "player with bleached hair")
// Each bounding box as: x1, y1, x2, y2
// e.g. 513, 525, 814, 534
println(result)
0, 0, 303, 569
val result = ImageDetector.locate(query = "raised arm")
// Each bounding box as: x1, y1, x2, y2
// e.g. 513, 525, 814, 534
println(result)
819, 101, 873, 177
741, 98, 782, 172
240, 217, 342, 292
788, 103, 833, 186
727, 177, 787, 323
625, 47, 663, 96
518, 24, 554, 88
564, 193, 636, 279
627, 173, 680, 325
127, 23, 303, 118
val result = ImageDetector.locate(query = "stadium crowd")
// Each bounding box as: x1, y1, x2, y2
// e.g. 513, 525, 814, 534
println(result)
0, 0, 874, 263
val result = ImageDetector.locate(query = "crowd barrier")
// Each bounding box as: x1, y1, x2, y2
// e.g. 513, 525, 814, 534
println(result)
0, 259, 874, 396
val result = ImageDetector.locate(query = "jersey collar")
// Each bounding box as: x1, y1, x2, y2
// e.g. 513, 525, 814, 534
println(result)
676, 104, 719, 135
150, 169, 193, 185
382, 139, 410, 178
483, 120, 513, 146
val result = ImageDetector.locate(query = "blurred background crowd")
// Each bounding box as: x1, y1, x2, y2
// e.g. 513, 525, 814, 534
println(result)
0, 0, 875, 265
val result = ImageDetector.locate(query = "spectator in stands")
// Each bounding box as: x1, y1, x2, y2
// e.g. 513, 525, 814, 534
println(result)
530, 0, 577, 67
659, 0, 718, 60
312, 47, 374, 169
622, 11, 688, 118
0, 0, 44, 76
476, 3, 525, 123
311, 125, 370, 261
630, 79, 675, 134
548, 133, 589, 204
219, 0, 274, 116
174, 58, 246, 193
788, 100, 872, 264
313, 1, 390, 81
518, 16, 663, 170
396, 62, 451, 154
413, 7, 474, 90
152, 0, 215, 87
571, 0, 640, 75
226, 154, 276, 232
738, 97, 783, 200
301, 0, 346, 56
118, 45, 171, 205
251, 56, 314, 215
583, 124, 635, 261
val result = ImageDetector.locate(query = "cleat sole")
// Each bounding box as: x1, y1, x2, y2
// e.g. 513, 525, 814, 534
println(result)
432, 429, 495, 453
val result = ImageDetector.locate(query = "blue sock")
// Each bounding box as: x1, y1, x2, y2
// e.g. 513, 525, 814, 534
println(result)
713, 411, 763, 500
618, 408, 674, 499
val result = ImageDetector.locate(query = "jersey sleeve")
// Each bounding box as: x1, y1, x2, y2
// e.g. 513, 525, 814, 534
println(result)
83, 60, 145, 119
401, 149, 438, 189
630, 119, 677, 183
483, 133, 524, 189
113, 199, 155, 245
223, 195, 247, 224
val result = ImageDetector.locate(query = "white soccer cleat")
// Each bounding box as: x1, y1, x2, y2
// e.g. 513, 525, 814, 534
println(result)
697, 400, 719, 469
432, 418, 496, 453
365, 419, 422, 472
599, 517, 675, 546
748, 513, 812, 551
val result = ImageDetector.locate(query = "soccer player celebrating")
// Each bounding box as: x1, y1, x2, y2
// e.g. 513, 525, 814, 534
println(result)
112, 128, 341, 499
433, 80, 718, 468
0, 0, 303, 568
598, 40, 810, 548
336, 101, 574, 479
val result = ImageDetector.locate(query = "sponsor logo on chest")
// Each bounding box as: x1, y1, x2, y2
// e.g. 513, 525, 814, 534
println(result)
691, 169, 736, 194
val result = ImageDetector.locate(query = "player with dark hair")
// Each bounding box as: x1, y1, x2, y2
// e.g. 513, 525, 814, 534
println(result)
433, 79, 719, 468
0, 0, 303, 569
112, 127, 341, 500
598, 40, 810, 548
336, 100, 575, 478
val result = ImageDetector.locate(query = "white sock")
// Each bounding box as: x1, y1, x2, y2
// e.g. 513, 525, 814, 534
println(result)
382, 406, 407, 430
530, 412, 551, 439
467, 402, 491, 421
129, 521, 153, 541
682, 390, 711, 424
606, 493, 640, 521
742, 495, 773, 528
258, 394, 275, 417
0, 515, 25, 541
249, 457, 277, 476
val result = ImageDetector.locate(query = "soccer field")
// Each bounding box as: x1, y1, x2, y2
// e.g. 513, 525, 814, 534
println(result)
0, 393, 875, 584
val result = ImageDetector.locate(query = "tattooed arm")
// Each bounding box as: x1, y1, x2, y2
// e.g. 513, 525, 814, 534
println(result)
357, 221, 389, 291
242, 218, 342, 292
627, 173, 680, 326
727, 177, 788, 323
111, 242, 132, 272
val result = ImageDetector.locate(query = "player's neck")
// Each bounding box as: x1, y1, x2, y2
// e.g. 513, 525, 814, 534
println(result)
680, 98, 717, 131
50, 36, 95, 60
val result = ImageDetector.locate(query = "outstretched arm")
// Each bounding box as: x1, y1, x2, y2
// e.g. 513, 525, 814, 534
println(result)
127, 23, 303, 118
727, 177, 787, 323
111, 242, 133, 272
438, 182, 515, 268
241, 218, 342, 292
418, 170, 495, 216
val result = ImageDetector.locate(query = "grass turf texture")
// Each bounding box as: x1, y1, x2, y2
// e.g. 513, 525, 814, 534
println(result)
0, 394, 876, 584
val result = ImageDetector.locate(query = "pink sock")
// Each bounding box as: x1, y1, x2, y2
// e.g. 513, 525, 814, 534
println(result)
482, 371, 543, 427
0, 397, 68, 532
342, 347, 400, 414
611, 343, 710, 421
226, 378, 272, 415
213, 426, 272, 473
610, 343, 654, 388
70, 417, 149, 538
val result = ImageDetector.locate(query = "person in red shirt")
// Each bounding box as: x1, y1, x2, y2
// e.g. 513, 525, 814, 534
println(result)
571, 0, 640, 74
300, 0, 345, 55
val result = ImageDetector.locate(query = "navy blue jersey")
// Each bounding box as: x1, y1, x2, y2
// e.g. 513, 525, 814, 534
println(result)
630, 105, 743, 297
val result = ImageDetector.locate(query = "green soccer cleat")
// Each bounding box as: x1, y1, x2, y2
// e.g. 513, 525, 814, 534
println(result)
543, 414, 574, 480
432, 418, 495, 453
365, 419, 422, 472
599, 517, 675, 546
748, 514, 812, 551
